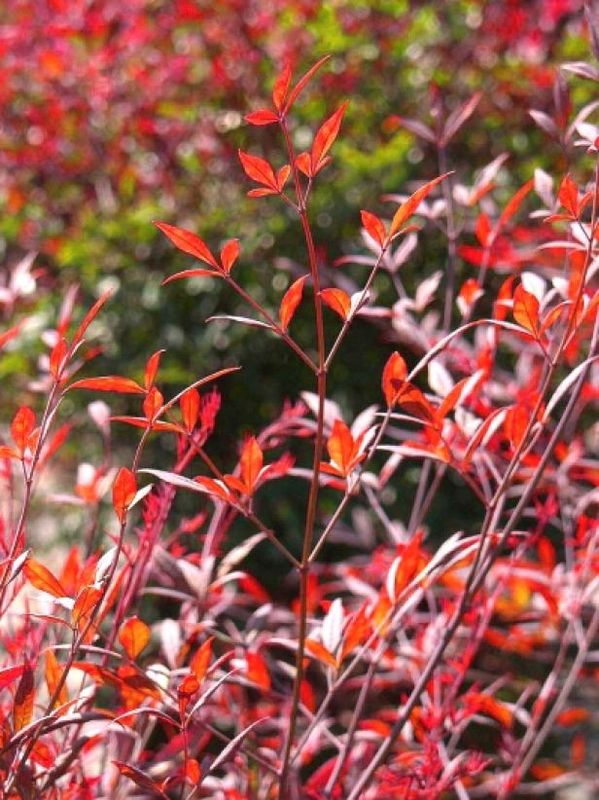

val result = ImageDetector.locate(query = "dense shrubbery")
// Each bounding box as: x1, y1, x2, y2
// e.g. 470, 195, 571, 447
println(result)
0, 2, 598, 799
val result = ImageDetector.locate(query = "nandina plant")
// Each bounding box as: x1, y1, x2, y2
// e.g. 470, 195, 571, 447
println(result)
0, 47, 598, 800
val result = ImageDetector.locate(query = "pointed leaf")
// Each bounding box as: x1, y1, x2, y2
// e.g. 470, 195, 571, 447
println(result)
44, 650, 68, 709
155, 222, 219, 268
272, 62, 292, 112
245, 109, 279, 126
162, 268, 220, 285
24, 559, 67, 599
327, 420, 355, 476
284, 55, 330, 114
279, 275, 307, 331
361, 210, 386, 248
320, 288, 351, 320
513, 284, 540, 336
113, 468, 137, 523
72, 289, 114, 347
190, 637, 213, 684
144, 350, 164, 390
13, 662, 35, 731
220, 239, 239, 274
311, 102, 348, 172
238, 150, 278, 191
11, 406, 36, 454
240, 436, 263, 493
180, 388, 200, 433
382, 351, 408, 407
68, 376, 145, 394
558, 174, 579, 216
388, 173, 452, 240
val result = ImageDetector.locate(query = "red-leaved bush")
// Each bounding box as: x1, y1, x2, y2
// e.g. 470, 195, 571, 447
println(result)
1, 27, 598, 800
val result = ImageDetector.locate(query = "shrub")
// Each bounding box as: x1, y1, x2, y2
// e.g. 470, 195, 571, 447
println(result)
0, 33, 598, 800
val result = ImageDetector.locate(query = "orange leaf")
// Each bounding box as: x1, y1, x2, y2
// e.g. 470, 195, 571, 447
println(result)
72, 585, 102, 632
474, 694, 513, 728
190, 637, 213, 684
45, 650, 68, 709
279, 275, 307, 332
311, 102, 348, 173
238, 150, 278, 192
154, 221, 219, 268
240, 436, 263, 494
13, 662, 34, 731
113, 761, 168, 798
24, 559, 67, 598
327, 419, 355, 476
388, 173, 451, 240
11, 406, 36, 454
382, 351, 408, 407
246, 651, 271, 691
305, 639, 337, 669
119, 616, 151, 660
361, 210, 386, 248
513, 284, 540, 336
320, 288, 350, 320
69, 376, 145, 394
220, 239, 240, 274
556, 708, 590, 726
180, 388, 200, 433
113, 468, 137, 523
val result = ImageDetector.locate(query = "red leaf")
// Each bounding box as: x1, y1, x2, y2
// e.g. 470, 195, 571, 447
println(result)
162, 268, 220, 285
190, 637, 213, 684
393, 531, 423, 597
180, 388, 200, 433
279, 275, 307, 332
238, 150, 278, 192
0, 664, 25, 691
558, 174, 579, 217
119, 616, 151, 660
24, 559, 67, 598
396, 383, 437, 423
513, 284, 540, 336
245, 109, 279, 126
240, 436, 263, 494
11, 406, 36, 454
220, 239, 240, 274
388, 173, 452, 240
310, 102, 348, 173
69, 376, 145, 394
72, 289, 114, 347
49, 337, 68, 379
155, 222, 219, 268
382, 351, 408, 407
320, 288, 351, 320
246, 651, 271, 691
284, 55, 330, 114
272, 62, 292, 112
113, 468, 137, 523
144, 350, 164, 390
361, 210, 386, 248
0, 322, 23, 351
498, 179, 534, 229
475, 212, 492, 247
13, 661, 34, 731
143, 387, 164, 421
113, 761, 168, 798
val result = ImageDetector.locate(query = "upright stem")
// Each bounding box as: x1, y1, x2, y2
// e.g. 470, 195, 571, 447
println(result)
278, 119, 328, 796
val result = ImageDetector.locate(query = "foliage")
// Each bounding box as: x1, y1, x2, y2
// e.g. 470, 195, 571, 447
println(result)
1, 2, 599, 799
